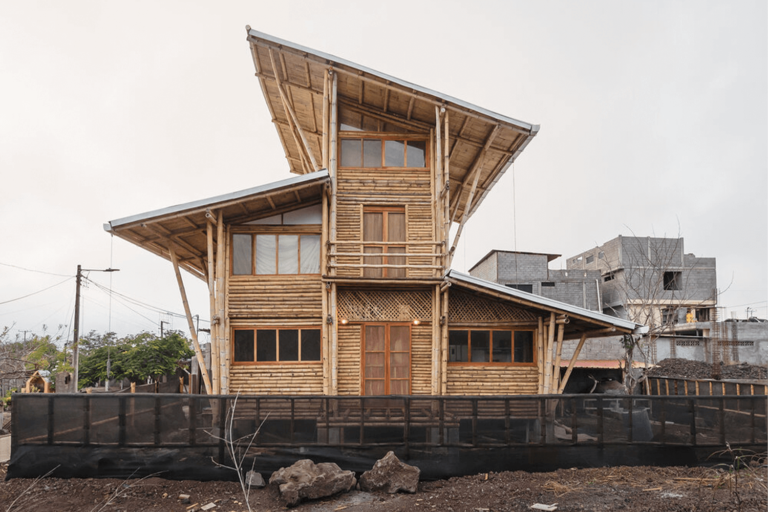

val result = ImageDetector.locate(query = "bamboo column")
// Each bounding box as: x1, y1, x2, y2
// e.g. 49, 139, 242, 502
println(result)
216, 211, 226, 394
322, 69, 330, 170
221, 225, 231, 394
321, 184, 330, 395
431, 285, 440, 395
443, 111, 450, 271
329, 70, 339, 395
440, 288, 449, 395
542, 313, 556, 394
206, 218, 219, 394
169, 245, 212, 395
537, 316, 544, 394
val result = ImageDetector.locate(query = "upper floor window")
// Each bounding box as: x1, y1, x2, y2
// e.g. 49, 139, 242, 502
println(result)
663, 271, 681, 290
232, 233, 320, 276
233, 327, 321, 363
448, 329, 534, 364
363, 206, 406, 278
340, 138, 427, 169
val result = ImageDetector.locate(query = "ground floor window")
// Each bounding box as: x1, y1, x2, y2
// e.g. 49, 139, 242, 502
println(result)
448, 329, 534, 364
233, 327, 321, 363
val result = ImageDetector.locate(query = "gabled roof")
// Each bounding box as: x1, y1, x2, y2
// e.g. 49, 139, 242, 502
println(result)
105, 171, 329, 280
246, 28, 539, 222
447, 270, 647, 339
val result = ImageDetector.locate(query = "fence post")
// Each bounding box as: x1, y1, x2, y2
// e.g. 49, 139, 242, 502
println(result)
217, 397, 227, 465
359, 397, 365, 446
154, 396, 161, 446
597, 396, 604, 446
627, 397, 634, 443
83, 395, 90, 446
118, 395, 126, 447
188, 396, 197, 446
659, 398, 666, 444
471, 398, 478, 447
504, 398, 511, 446
404, 397, 410, 459
718, 397, 725, 445
47, 395, 54, 445
689, 398, 697, 446
750, 397, 756, 445
438, 397, 444, 446
571, 396, 578, 444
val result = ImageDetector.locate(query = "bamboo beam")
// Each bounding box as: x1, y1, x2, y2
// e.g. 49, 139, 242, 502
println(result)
450, 125, 501, 223
268, 49, 319, 173
206, 219, 219, 394
558, 333, 588, 394
169, 245, 212, 395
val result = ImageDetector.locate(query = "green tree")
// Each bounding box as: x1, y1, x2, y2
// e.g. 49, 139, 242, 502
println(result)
77, 331, 193, 388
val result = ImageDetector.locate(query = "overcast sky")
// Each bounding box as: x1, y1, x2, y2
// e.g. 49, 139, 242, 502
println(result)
1, 1, 766, 344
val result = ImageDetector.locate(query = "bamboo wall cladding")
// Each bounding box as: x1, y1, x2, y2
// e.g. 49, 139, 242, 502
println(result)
446, 366, 538, 395
337, 325, 361, 395
411, 324, 432, 395
228, 275, 322, 320
229, 364, 323, 395
338, 290, 432, 322
449, 291, 538, 323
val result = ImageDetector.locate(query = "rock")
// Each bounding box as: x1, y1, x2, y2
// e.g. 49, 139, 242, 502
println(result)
269, 459, 356, 507
178, 494, 191, 504
359, 451, 420, 494
245, 470, 265, 488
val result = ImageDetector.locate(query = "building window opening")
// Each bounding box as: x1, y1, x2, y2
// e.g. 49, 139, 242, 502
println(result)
449, 329, 534, 364
505, 284, 534, 293
233, 328, 321, 363
663, 271, 682, 290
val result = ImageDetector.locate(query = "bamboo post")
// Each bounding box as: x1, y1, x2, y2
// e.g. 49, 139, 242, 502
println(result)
432, 285, 440, 395
558, 333, 587, 394
330, 283, 338, 395
537, 317, 544, 394
440, 288, 449, 395
321, 186, 330, 395
434, 107, 443, 278
322, 69, 329, 170
329, 70, 338, 277
542, 313, 556, 394
169, 245, 212, 395
443, 111, 450, 271
206, 219, 219, 394
216, 211, 227, 394
131, 382, 136, 393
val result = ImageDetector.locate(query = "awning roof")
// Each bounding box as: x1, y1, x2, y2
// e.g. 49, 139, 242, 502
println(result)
246, 28, 539, 222
446, 270, 647, 339
105, 171, 329, 280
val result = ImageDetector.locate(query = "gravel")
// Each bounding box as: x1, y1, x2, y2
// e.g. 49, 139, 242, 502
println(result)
647, 358, 767, 380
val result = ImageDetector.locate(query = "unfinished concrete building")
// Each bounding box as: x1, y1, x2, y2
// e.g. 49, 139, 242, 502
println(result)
567, 236, 718, 329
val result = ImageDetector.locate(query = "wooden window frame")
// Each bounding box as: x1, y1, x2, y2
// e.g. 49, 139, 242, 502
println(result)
448, 328, 537, 367
360, 323, 412, 395
339, 133, 430, 171
231, 326, 322, 365
229, 233, 321, 276
363, 206, 407, 278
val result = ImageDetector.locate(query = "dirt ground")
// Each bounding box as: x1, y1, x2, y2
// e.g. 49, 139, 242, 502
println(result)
647, 359, 767, 381
2, 461, 766, 512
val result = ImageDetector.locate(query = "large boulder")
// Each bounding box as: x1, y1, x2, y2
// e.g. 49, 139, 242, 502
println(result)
269, 459, 356, 506
359, 451, 420, 494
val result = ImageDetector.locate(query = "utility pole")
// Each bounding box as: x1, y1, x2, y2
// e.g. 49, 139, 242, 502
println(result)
160, 320, 168, 339
73, 265, 120, 391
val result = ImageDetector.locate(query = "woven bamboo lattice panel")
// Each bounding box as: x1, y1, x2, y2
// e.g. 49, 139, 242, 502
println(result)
338, 290, 432, 322
449, 291, 537, 323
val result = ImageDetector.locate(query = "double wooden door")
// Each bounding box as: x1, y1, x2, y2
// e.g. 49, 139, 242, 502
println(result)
362, 324, 410, 395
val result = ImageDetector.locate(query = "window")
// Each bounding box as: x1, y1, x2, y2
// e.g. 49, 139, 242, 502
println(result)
231, 233, 320, 275
505, 284, 533, 293
449, 329, 534, 364
233, 328, 321, 363
598, 251, 605, 259
586, 255, 594, 264
661, 307, 679, 325
363, 207, 406, 278
663, 271, 681, 291
541, 282, 556, 288
340, 138, 427, 169
603, 272, 616, 282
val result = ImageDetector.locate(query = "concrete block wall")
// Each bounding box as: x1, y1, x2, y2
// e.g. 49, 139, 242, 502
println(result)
561, 335, 626, 361
496, 252, 549, 282
469, 252, 497, 282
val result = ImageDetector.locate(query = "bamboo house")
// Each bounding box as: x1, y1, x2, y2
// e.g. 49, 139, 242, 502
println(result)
105, 29, 646, 398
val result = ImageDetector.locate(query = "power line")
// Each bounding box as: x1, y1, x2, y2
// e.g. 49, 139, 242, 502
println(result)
0, 262, 71, 278
0, 277, 73, 305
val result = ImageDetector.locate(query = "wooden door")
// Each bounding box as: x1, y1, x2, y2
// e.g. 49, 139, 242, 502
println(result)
362, 324, 411, 395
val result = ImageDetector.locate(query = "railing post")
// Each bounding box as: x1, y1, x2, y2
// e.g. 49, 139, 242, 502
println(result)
659, 398, 666, 444
750, 397, 756, 445
218, 397, 227, 465
571, 396, 578, 444
118, 395, 126, 447
471, 398, 478, 447
438, 397, 444, 446
404, 397, 410, 459
154, 396, 162, 446
718, 397, 725, 445
597, 396, 604, 446
627, 397, 634, 443
47, 395, 54, 445
83, 395, 90, 446
360, 397, 365, 446
188, 396, 197, 446
504, 398, 511, 446
689, 398, 697, 446
290, 398, 295, 445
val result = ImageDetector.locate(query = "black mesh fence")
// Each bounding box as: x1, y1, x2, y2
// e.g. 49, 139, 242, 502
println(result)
9, 393, 767, 480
